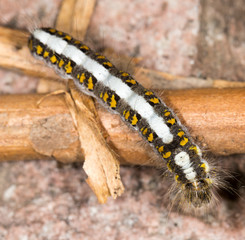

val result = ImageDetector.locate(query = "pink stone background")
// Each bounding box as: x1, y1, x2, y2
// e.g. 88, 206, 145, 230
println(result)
0, 0, 245, 239
88, 0, 200, 76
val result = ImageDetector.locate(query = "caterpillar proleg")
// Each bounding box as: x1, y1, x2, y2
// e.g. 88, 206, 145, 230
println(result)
28, 28, 216, 208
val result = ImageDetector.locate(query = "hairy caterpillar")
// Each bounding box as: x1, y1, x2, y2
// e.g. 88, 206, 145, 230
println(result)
28, 27, 216, 208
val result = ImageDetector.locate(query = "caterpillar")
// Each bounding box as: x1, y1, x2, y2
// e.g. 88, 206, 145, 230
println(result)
28, 28, 216, 209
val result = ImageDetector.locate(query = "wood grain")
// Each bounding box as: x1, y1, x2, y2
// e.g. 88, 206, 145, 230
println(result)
0, 88, 244, 164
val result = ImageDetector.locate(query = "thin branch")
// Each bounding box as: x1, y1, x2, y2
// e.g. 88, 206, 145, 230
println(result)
0, 88, 244, 163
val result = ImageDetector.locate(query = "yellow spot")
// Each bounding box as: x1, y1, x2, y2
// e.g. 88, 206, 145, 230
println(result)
121, 72, 129, 77
180, 137, 188, 146
189, 146, 198, 154
103, 92, 109, 102
50, 55, 57, 63
145, 91, 153, 96
57, 31, 63, 35
167, 118, 176, 125
150, 98, 159, 104
103, 61, 113, 67
142, 128, 148, 135
100, 92, 103, 98
80, 73, 86, 83
126, 79, 136, 85
97, 55, 105, 59
49, 28, 56, 33
64, 35, 71, 41
131, 114, 138, 125
175, 175, 180, 182
87, 77, 94, 90
43, 51, 49, 58
177, 131, 185, 137
65, 61, 72, 74
58, 59, 64, 68
74, 40, 80, 44
80, 45, 89, 50
36, 45, 43, 55
167, 162, 172, 172
158, 146, 164, 153
110, 95, 117, 108
205, 178, 213, 184
163, 151, 171, 158
200, 163, 206, 170
148, 133, 154, 142
28, 39, 33, 51
124, 111, 130, 120
164, 111, 170, 116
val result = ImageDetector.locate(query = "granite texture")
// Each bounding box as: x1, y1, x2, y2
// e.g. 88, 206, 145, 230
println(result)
0, 0, 245, 239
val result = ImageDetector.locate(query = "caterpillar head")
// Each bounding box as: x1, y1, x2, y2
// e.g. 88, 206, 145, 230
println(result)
169, 157, 216, 210
182, 158, 214, 208
182, 177, 213, 208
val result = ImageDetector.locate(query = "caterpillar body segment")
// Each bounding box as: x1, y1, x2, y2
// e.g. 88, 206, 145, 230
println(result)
28, 28, 214, 208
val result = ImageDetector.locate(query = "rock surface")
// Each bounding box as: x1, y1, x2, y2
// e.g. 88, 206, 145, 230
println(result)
0, 0, 244, 239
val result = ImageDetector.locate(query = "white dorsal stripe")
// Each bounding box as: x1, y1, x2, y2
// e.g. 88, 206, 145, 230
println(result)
183, 167, 194, 174
184, 167, 196, 181
33, 29, 50, 44
148, 114, 171, 140
174, 151, 197, 181
174, 152, 190, 168
47, 35, 67, 54
62, 44, 85, 64
33, 29, 174, 144
126, 93, 155, 117
185, 171, 197, 181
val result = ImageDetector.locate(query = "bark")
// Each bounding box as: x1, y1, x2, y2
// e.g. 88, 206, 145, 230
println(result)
0, 88, 244, 164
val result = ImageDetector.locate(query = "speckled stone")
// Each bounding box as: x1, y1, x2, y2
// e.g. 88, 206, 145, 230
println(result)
88, 0, 200, 76
0, 0, 245, 239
